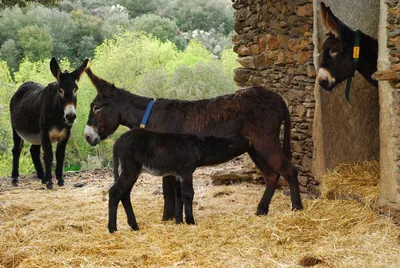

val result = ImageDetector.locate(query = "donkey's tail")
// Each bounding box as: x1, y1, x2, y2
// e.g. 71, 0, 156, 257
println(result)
113, 145, 120, 182
283, 104, 292, 161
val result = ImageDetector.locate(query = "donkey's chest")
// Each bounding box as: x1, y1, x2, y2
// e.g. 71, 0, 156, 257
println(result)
16, 127, 69, 145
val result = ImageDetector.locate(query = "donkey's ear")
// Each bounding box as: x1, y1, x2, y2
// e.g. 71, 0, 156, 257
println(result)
320, 2, 343, 39
85, 67, 112, 95
71, 58, 89, 82
50, 57, 61, 82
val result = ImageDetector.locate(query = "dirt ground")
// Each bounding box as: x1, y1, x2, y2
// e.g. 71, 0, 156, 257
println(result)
1, 160, 400, 267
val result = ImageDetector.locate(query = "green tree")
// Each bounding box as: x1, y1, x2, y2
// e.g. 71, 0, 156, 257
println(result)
91, 31, 179, 89
0, 6, 25, 44
115, 0, 160, 18
162, 0, 234, 34
28, 6, 76, 59
17, 25, 53, 61
0, 0, 57, 8
0, 39, 23, 71
99, 5, 132, 39
76, 36, 97, 60
133, 14, 185, 50
69, 9, 103, 42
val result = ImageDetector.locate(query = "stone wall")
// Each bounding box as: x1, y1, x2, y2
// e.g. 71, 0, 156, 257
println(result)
232, 0, 316, 190
376, 0, 400, 219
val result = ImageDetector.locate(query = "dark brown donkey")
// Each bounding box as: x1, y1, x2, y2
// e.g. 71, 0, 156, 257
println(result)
10, 57, 88, 189
318, 2, 378, 91
84, 67, 303, 220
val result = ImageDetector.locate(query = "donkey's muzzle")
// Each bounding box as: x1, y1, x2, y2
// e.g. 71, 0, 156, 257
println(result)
84, 125, 101, 146
319, 79, 334, 91
65, 113, 76, 124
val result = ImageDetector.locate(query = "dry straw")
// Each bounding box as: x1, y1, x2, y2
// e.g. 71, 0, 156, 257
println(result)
0, 162, 399, 267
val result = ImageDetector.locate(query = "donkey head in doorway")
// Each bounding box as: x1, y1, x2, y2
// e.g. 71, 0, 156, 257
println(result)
317, 2, 378, 94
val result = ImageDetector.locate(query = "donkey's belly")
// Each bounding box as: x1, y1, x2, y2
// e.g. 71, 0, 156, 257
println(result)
16, 128, 68, 145
16, 131, 41, 145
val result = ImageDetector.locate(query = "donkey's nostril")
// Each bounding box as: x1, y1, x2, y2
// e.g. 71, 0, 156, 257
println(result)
319, 79, 329, 90
66, 113, 76, 122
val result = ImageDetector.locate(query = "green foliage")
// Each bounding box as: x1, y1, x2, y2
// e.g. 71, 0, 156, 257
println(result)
115, 0, 159, 18
13, 57, 70, 85
162, 0, 234, 34
0, 29, 239, 176
133, 14, 185, 50
17, 25, 54, 61
0, 0, 57, 8
91, 31, 179, 89
0, 39, 23, 71
0, 60, 14, 152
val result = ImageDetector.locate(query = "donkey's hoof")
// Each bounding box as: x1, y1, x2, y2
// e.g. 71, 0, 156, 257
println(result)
291, 205, 303, 211
108, 227, 118, 233
131, 225, 139, 231
255, 209, 268, 216
57, 180, 65, 187
186, 219, 195, 225
11, 180, 19, 187
162, 215, 174, 221
46, 182, 54, 189
175, 218, 184, 224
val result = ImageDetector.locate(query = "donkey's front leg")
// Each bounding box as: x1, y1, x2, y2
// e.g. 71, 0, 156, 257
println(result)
55, 132, 70, 186
41, 131, 54, 189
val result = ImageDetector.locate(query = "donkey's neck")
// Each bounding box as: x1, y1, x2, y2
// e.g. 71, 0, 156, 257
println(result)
357, 31, 378, 87
119, 90, 153, 128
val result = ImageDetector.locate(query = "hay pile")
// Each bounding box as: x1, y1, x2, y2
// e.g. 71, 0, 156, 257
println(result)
0, 163, 399, 267
321, 161, 380, 207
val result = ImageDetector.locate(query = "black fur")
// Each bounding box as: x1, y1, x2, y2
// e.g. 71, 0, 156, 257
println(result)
10, 57, 88, 188
84, 67, 302, 222
109, 128, 251, 232
319, 2, 378, 91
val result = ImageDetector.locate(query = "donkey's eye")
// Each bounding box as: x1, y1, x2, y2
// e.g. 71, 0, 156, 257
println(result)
93, 105, 103, 113
329, 48, 342, 57
59, 89, 64, 98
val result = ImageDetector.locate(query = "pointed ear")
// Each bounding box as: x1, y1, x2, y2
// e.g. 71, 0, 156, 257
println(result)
71, 58, 89, 82
50, 57, 61, 82
85, 67, 112, 94
320, 2, 343, 39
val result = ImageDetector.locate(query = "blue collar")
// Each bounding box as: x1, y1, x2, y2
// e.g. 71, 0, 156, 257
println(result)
140, 99, 155, 128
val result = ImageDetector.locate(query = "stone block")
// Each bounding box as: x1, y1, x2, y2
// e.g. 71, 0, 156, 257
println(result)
296, 3, 313, 17
237, 56, 256, 69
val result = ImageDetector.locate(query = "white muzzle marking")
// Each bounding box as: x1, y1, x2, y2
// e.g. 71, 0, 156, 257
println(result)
317, 68, 336, 84
64, 104, 76, 124
84, 125, 100, 145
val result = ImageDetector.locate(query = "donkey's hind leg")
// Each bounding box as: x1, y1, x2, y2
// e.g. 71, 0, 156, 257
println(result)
11, 128, 24, 186
179, 173, 195, 225
30, 145, 44, 182
248, 147, 280, 215
162, 175, 176, 221
279, 158, 303, 211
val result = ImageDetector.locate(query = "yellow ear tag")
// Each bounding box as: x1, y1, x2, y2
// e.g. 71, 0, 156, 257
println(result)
353, 46, 360, 59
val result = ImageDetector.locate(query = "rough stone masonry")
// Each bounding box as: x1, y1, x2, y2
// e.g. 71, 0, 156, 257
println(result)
232, 0, 316, 192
